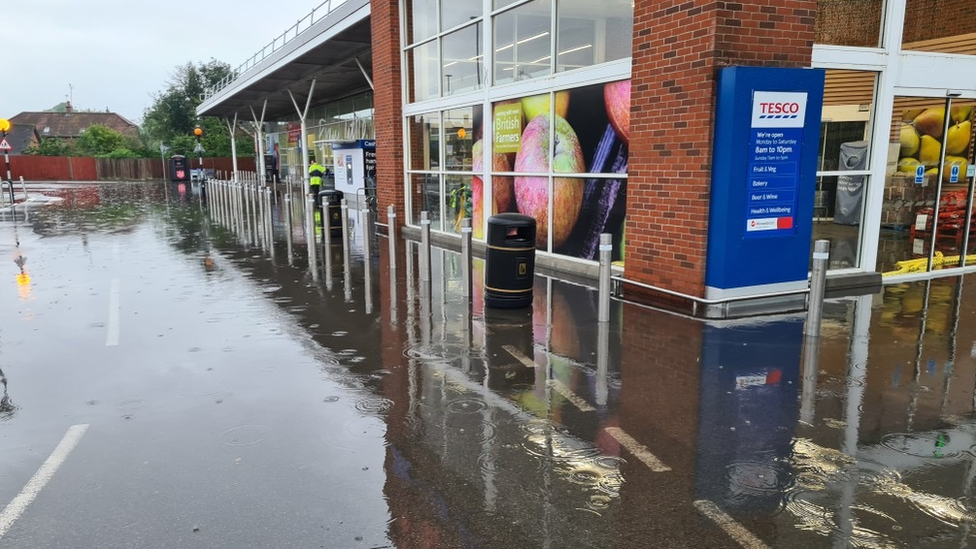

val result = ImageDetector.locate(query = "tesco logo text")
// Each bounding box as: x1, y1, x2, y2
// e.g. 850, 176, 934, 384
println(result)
759, 102, 800, 115
752, 91, 808, 128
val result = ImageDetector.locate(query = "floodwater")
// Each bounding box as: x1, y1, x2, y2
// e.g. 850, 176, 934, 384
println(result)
0, 180, 975, 548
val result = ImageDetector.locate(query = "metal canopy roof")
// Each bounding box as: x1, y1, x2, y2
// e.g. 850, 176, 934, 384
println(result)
197, 0, 372, 122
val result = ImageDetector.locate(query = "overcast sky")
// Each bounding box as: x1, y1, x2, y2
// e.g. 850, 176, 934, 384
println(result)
1, 0, 318, 124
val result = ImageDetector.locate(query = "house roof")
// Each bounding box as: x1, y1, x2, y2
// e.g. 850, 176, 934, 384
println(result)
8, 111, 138, 139
2, 125, 39, 155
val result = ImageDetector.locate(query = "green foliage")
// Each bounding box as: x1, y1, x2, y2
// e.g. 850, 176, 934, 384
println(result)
142, 58, 254, 158
23, 137, 74, 156
100, 148, 140, 159
77, 124, 126, 156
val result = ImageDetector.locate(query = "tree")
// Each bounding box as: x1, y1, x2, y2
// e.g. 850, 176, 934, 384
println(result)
24, 138, 73, 156
76, 124, 125, 156
142, 59, 253, 158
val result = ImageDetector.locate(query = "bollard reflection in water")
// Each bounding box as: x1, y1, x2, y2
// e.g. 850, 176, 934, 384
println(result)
483, 307, 536, 391
284, 193, 294, 266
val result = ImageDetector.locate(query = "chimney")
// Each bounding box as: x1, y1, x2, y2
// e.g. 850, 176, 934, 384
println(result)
65, 101, 73, 114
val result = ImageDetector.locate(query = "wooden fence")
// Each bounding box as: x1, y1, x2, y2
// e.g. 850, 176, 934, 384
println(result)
5, 156, 256, 182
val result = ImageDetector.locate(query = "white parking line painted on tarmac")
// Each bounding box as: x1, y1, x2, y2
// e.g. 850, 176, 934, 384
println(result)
0, 424, 90, 540
547, 379, 595, 412
694, 500, 771, 549
106, 278, 120, 346
503, 345, 537, 368
604, 427, 671, 472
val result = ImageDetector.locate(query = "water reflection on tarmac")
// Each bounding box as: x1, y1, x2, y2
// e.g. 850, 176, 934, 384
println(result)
0, 181, 975, 548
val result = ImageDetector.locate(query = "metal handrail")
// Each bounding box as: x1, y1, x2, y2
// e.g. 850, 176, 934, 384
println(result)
202, 0, 348, 101
612, 274, 810, 316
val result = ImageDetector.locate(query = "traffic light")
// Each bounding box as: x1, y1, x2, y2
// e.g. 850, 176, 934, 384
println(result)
193, 126, 203, 138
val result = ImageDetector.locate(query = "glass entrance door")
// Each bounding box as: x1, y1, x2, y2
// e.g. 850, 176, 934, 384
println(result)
877, 96, 976, 276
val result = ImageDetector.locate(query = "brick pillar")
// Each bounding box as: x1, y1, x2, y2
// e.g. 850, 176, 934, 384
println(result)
371, 0, 406, 226
625, 0, 816, 303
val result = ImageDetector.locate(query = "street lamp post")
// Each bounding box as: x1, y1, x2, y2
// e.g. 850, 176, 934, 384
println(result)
0, 118, 12, 184
193, 126, 205, 173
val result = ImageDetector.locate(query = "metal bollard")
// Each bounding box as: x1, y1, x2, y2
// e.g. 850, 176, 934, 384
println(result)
419, 211, 431, 283
362, 206, 373, 262
321, 200, 333, 279
254, 184, 262, 247
804, 239, 830, 336
363, 207, 374, 314
800, 335, 820, 425
461, 218, 472, 300
598, 233, 612, 323
387, 205, 397, 271
284, 193, 294, 266
265, 188, 275, 258
306, 196, 319, 282
257, 185, 266, 250
341, 199, 351, 281
596, 319, 609, 406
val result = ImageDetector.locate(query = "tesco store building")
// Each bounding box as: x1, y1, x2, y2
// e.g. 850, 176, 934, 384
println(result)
199, 0, 976, 314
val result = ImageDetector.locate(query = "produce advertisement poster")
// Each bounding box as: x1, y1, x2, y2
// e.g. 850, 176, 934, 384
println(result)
494, 103, 523, 154
478, 80, 629, 261
896, 106, 972, 184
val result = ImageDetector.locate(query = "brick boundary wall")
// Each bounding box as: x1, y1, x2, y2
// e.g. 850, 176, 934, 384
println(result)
625, 0, 817, 302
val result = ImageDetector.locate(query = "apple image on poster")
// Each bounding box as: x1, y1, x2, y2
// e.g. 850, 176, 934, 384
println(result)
521, 91, 570, 122
471, 139, 513, 240
604, 80, 630, 147
514, 114, 585, 248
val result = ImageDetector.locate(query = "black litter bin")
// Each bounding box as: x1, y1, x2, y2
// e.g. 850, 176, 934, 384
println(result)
318, 189, 344, 237
168, 155, 190, 183
485, 213, 536, 309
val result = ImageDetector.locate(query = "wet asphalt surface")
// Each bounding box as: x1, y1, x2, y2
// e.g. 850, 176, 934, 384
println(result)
1, 181, 976, 548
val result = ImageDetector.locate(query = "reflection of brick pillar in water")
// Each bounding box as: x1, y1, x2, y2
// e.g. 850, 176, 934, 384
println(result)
483, 307, 536, 391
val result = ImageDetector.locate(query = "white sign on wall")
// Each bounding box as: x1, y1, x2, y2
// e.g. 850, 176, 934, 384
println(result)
751, 91, 809, 128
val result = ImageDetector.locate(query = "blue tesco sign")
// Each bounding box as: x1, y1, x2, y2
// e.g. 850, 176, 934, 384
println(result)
706, 67, 825, 302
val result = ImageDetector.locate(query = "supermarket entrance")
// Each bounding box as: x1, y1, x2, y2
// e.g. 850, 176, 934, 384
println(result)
878, 93, 976, 275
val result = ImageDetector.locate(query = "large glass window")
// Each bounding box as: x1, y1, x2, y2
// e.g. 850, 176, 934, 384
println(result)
409, 41, 440, 103
405, 0, 438, 45
407, 106, 484, 234
902, 0, 976, 53
556, 0, 633, 72
877, 97, 976, 275
442, 24, 484, 96
494, 0, 553, 84
814, 0, 884, 47
444, 107, 478, 171
440, 0, 481, 32
814, 70, 877, 270
407, 113, 440, 171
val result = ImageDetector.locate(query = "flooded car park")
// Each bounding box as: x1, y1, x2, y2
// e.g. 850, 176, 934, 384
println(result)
0, 181, 975, 548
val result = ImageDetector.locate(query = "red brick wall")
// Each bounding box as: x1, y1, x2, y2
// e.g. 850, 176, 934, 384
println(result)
372, 0, 407, 228
625, 0, 816, 299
